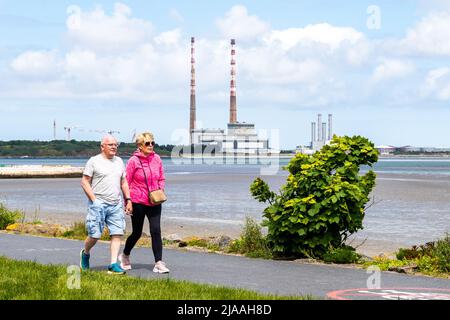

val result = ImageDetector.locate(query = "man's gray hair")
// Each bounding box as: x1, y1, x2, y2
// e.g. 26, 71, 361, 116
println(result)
101, 134, 117, 145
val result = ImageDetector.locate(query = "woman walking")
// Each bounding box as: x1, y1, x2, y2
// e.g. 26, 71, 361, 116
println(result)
118, 132, 169, 273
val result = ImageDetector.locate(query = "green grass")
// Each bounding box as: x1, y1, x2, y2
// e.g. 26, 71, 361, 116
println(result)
0, 256, 313, 300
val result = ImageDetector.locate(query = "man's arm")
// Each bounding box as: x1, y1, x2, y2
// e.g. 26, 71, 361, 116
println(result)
81, 175, 96, 202
121, 177, 133, 215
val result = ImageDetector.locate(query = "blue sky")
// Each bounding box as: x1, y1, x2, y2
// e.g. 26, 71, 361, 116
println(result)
1, 0, 450, 148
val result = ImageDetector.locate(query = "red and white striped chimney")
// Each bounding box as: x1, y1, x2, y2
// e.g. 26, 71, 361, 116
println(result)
189, 37, 196, 144
229, 39, 237, 124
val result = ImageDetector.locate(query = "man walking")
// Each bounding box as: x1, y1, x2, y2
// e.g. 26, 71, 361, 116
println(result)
80, 135, 133, 274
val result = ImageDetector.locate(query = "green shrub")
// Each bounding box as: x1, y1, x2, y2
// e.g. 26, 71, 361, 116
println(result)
0, 203, 23, 230
433, 233, 450, 272
396, 242, 435, 260
228, 217, 272, 259
322, 246, 361, 264
250, 135, 378, 258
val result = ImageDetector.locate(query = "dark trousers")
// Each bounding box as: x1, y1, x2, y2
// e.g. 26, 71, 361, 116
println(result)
123, 203, 162, 262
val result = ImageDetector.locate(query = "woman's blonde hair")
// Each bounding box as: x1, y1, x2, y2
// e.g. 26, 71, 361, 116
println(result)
135, 132, 154, 146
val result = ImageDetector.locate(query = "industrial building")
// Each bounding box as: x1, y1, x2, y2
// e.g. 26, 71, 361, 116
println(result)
297, 113, 333, 154
188, 38, 274, 156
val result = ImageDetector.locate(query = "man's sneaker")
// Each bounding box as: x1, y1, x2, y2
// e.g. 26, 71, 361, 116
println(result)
153, 261, 170, 273
118, 253, 132, 270
80, 249, 90, 271
107, 262, 126, 275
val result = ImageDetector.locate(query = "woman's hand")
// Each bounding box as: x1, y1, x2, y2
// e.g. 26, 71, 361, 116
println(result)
125, 200, 133, 216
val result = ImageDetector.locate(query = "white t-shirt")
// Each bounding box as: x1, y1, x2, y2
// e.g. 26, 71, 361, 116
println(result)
83, 154, 126, 205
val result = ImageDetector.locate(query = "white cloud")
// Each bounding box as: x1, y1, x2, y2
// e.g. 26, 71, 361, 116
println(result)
400, 12, 450, 56
216, 5, 270, 41
372, 59, 415, 83
11, 50, 61, 79
154, 29, 182, 47
422, 67, 450, 100
6, 3, 434, 109
66, 3, 153, 53
264, 23, 364, 51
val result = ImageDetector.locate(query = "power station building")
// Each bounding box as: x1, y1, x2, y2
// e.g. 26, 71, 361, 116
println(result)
189, 38, 273, 156
297, 113, 334, 154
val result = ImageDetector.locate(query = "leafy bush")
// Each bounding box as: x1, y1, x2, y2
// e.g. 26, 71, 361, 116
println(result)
228, 217, 272, 259
433, 234, 450, 272
322, 246, 361, 264
396, 242, 435, 260
0, 203, 23, 230
250, 135, 378, 259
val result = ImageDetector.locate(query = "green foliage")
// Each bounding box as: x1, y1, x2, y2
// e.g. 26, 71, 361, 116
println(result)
366, 234, 450, 277
62, 221, 87, 239
434, 234, 450, 272
363, 256, 411, 271
322, 245, 361, 264
0, 203, 23, 230
62, 221, 110, 241
227, 217, 272, 259
186, 238, 209, 248
250, 135, 378, 258
396, 242, 435, 260
395, 234, 450, 273
0, 140, 174, 157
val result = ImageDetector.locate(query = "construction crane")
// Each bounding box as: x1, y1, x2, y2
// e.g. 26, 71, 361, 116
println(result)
63, 126, 81, 141
89, 129, 121, 136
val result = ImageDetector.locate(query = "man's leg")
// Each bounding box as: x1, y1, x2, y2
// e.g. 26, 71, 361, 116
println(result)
105, 202, 126, 265
81, 201, 104, 270
110, 235, 122, 264
84, 236, 98, 254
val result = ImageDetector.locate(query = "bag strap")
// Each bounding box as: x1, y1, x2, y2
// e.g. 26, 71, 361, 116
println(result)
135, 156, 151, 194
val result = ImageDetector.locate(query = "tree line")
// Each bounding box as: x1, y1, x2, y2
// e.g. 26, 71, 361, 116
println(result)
0, 140, 175, 157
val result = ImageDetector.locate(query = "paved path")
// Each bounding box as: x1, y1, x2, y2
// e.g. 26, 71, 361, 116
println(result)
1, 233, 449, 300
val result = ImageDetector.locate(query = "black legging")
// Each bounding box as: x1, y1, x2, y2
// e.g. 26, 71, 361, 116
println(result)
123, 203, 162, 262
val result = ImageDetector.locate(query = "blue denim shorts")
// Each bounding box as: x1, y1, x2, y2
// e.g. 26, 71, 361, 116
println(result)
86, 199, 125, 238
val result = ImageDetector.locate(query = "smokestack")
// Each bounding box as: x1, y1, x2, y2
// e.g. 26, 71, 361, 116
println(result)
229, 39, 237, 124
311, 122, 316, 145
189, 37, 196, 144
328, 114, 332, 140
53, 119, 56, 140
317, 114, 322, 141
322, 123, 326, 142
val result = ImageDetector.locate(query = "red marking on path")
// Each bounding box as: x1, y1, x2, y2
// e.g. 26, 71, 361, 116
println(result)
327, 287, 450, 300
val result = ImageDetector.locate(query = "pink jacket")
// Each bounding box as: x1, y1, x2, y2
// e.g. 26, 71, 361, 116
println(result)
126, 150, 166, 206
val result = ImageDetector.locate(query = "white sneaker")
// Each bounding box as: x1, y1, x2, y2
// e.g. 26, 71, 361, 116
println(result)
153, 261, 170, 273
118, 253, 132, 271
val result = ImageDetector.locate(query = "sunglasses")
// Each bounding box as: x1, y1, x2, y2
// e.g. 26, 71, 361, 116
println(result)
144, 141, 155, 147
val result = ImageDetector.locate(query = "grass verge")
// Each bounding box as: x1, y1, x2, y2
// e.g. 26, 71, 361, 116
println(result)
0, 256, 312, 300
